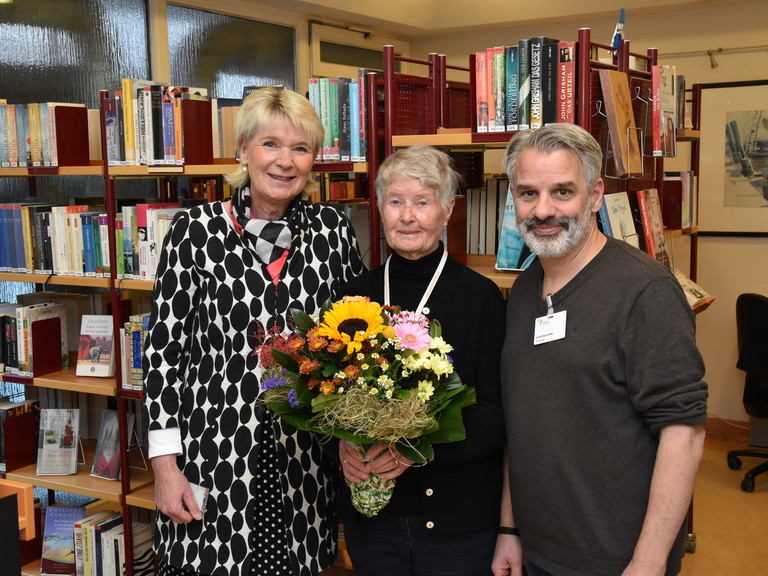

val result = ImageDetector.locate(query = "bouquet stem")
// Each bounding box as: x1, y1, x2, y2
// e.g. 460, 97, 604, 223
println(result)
345, 442, 395, 517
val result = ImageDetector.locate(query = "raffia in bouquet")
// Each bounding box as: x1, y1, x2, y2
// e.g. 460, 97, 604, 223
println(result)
260, 296, 475, 517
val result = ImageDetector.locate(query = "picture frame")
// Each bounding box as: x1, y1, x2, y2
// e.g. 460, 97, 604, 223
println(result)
698, 80, 768, 235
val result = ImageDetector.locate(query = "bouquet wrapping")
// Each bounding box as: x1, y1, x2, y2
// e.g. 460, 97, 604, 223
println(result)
260, 296, 475, 517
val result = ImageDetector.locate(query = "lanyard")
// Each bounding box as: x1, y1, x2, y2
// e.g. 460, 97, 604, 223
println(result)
384, 249, 448, 316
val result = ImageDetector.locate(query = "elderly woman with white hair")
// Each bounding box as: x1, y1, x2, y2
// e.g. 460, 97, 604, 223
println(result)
337, 144, 507, 576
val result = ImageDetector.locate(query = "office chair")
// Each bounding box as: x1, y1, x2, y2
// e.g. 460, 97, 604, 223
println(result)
727, 293, 768, 492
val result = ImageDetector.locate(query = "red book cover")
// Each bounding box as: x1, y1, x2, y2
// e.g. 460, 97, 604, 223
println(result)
53, 105, 89, 167
475, 51, 488, 132
181, 98, 213, 165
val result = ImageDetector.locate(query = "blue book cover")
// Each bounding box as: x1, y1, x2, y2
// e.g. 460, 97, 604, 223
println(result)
495, 183, 534, 271
0, 205, 13, 271
11, 204, 26, 272
81, 213, 96, 276
598, 196, 613, 237
91, 214, 103, 276
162, 101, 175, 163
349, 81, 361, 162
40, 505, 86, 575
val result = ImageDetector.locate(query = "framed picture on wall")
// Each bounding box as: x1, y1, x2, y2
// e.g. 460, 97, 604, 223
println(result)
699, 80, 768, 235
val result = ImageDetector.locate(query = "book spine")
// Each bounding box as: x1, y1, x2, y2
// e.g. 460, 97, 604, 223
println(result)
542, 43, 558, 125
319, 78, 332, 161
518, 39, 531, 130
15, 104, 29, 167
338, 77, 351, 162
474, 52, 488, 132
121, 79, 136, 163
20, 206, 35, 273
150, 85, 164, 165
349, 81, 362, 162
0, 105, 8, 167
358, 68, 367, 162
82, 213, 96, 276
162, 100, 175, 164
636, 189, 655, 258
174, 96, 183, 164
558, 42, 576, 123
492, 47, 505, 132
328, 77, 340, 161
115, 216, 124, 279
11, 205, 25, 272
7, 105, 18, 167
486, 47, 496, 131
529, 39, 544, 129
99, 214, 110, 276
39, 103, 52, 166
505, 46, 519, 132
92, 215, 103, 277
651, 65, 662, 157
104, 98, 121, 166
28, 103, 43, 167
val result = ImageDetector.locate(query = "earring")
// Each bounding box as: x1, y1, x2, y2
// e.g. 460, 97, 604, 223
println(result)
242, 165, 247, 171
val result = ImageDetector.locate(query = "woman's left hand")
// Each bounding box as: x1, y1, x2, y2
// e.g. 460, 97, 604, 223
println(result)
365, 442, 414, 480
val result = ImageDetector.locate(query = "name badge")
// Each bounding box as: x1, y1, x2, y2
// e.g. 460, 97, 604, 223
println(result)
534, 310, 567, 345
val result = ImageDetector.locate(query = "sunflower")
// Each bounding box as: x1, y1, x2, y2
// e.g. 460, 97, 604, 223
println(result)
316, 297, 385, 355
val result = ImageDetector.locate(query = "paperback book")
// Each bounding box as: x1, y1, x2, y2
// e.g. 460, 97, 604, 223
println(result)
91, 409, 135, 480
41, 505, 85, 575
36, 408, 80, 475
495, 183, 535, 271
76, 315, 115, 378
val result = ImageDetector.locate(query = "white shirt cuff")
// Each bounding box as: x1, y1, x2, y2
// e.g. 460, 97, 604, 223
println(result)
148, 427, 183, 459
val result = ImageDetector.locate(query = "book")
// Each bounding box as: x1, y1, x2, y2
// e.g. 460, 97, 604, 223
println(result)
489, 46, 505, 132
602, 192, 640, 249
673, 270, 714, 311
529, 36, 558, 129
36, 408, 80, 475
103, 99, 121, 166
654, 64, 677, 157
41, 505, 86, 575
474, 51, 489, 132
91, 512, 123, 576
91, 409, 135, 480
517, 38, 531, 130
6, 104, 18, 167
663, 170, 696, 229
0, 104, 9, 167
598, 69, 642, 177
15, 104, 30, 167
76, 315, 115, 378
0, 398, 40, 475
504, 46, 519, 131
337, 77, 351, 162
636, 188, 671, 270
26, 302, 69, 374
135, 202, 181, 280
541, 41, 559, 125
74, 511, 115, 576
116, 521, 153, 576
495, 182, 534, 271
557, 42, 576, 123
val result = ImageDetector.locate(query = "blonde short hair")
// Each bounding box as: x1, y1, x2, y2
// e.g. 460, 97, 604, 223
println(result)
225, 88, 323, 188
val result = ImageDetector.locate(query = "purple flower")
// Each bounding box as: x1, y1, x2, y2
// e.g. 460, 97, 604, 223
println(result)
288, 389, 299, 408
262, 375, 287, 391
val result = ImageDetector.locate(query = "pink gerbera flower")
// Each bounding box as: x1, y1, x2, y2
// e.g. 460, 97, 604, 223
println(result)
395, 322, 431, 352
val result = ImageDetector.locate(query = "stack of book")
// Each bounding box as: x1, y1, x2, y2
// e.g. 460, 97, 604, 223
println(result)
474, 38, 576, 133
308, 71, 369, 163
119, 312, 151, 394
0, 101, 94, 168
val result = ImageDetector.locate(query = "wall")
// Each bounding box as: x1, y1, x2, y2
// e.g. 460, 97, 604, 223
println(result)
412, 3, 768, 421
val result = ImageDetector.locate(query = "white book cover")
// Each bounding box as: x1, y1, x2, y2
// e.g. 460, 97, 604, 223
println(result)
76, 315, 115, 377
37, 408, 80, 475
604, 191, 640, 249
147, 207, 183, 279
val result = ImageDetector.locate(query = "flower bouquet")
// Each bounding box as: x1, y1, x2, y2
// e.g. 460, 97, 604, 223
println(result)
260, 296, 475, 517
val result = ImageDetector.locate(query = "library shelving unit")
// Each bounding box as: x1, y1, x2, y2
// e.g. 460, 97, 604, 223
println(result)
384, 29, 703, 295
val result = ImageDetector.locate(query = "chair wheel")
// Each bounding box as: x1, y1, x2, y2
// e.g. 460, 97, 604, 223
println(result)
728, 456, 742, 470
741, 476, 755, 493
685, 533, 696, 553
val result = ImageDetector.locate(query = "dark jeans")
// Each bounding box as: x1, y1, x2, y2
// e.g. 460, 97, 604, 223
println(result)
343, 513, 496, 576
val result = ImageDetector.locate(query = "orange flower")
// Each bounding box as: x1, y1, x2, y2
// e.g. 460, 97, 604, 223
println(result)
308, 378, 319, 390
300, 358, 320, 375
320, 380, 336, 395
343, 365, 359, 380
308, 337, 327, 351
327, 340, 346, 354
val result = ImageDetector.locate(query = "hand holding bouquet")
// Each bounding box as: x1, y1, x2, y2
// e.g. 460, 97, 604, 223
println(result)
260, 296, 475, 516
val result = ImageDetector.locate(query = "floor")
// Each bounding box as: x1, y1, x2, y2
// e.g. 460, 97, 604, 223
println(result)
320, 418, 767, 576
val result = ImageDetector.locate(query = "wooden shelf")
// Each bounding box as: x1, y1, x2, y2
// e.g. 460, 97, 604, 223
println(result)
466, 255, 519, 289
0, 272, 110, 288
392, 133, 474, 147
0, 165, 103, 177
677, 129, 701, 141
115, 278, 155, 291
22, 560, 42, 576
6, 444, 154, 503
125, 482, 156, 510
35, 367, 118, 396
106, 161, 368, 177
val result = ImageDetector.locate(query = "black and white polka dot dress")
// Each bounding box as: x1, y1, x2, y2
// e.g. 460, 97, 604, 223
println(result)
144, 199, 364, 576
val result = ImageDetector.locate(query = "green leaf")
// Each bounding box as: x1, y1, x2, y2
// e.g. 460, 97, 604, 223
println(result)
396, 436, 434, 464
429, 319, 443, 339
424, 388, 476, 444
270, 349, 299, 372
290, 308, 316, 333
